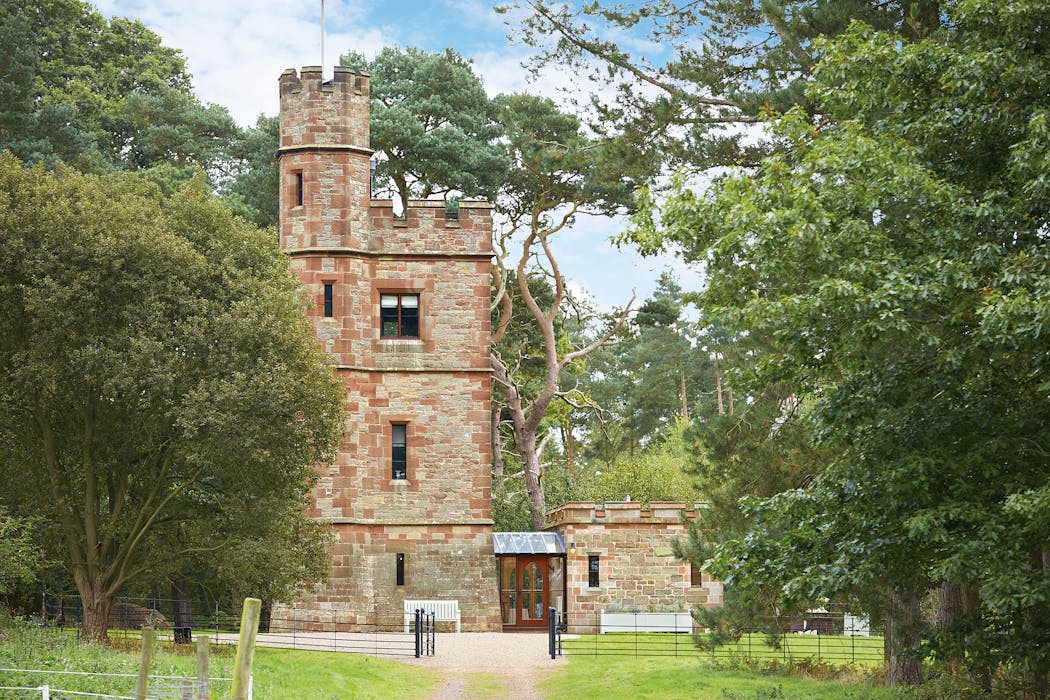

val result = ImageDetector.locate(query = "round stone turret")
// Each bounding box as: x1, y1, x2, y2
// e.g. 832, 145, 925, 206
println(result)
278, 65, 373, 250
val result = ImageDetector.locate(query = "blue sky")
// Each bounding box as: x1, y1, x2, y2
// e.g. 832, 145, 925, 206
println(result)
94, 0, 703, 310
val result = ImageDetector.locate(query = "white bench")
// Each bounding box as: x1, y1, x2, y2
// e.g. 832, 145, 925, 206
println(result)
404, 599, 460, 633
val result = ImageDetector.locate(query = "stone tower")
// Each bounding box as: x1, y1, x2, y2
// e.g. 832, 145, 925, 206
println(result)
277, 65, 501, 630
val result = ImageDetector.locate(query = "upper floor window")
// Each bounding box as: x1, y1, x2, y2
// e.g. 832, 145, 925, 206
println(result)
392, 423, 408, 480
323, 283, 333, 318
380, 293, 419, 338
295, 171, 304, 207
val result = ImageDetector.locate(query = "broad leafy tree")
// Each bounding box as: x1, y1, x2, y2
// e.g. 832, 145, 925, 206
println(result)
630, 0, 1050, 688
0, 0, 237, 176
0, 507, 44, 596
0, 154, 344, 641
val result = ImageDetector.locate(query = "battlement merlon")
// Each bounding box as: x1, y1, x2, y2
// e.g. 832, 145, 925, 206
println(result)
279, 65, 371, 98
279, 66, 372, 151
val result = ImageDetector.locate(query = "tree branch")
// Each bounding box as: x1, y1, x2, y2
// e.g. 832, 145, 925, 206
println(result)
527, 0, 740, 108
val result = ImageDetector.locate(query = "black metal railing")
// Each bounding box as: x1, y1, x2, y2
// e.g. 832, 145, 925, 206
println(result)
547, 609, 884, 666
41, 593, 435, 659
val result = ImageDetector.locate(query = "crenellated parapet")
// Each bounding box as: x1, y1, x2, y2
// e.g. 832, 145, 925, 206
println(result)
546, 501, 701, 526
279, 66, 371, 151
367, 199, 493, 256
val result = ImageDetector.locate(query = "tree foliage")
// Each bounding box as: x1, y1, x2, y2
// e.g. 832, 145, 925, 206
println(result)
506, 0, 943, 170
223, 115, 281, 229
0, 154, 343, 640
545, 419, 700, 507
630, 0, 1050, 687
0, 507, 44, 596
581, 272, 714, 462
340, 47, 506, 208
489, 93, 650, 530
0, 0, 237, 176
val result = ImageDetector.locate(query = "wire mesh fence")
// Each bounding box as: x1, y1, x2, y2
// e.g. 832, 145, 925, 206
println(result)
0, 667, 233, 699
550, 609, 885, 666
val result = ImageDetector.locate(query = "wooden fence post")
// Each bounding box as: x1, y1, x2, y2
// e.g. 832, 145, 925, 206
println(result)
135, 626, 155, 700
195, 634, 210, 700
230, 598, 261, 700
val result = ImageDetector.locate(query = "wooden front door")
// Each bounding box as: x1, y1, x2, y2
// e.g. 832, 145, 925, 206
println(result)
515, 556, 549, 628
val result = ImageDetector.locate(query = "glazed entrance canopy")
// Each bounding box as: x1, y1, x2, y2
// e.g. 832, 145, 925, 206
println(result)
492, 532, 565, 556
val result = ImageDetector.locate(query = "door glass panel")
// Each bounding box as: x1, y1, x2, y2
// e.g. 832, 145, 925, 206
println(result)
500, 558, 516, 625
549, 557, 564, 615
521, 562, 543, 621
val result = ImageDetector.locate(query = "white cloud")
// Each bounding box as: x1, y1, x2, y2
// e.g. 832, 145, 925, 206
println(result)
104, 1, 385, 124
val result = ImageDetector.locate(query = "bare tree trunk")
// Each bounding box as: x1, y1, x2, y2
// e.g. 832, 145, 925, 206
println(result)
937, 581, 966, 672
392, 172, 409, 215
563, 421, 576, 473
958, 585, 991, 692
79, 579, 113, 643
728, 386, 734, 416
884, 585, 924, 686
521, 432, 546, 531
491, 402, 504, 480
1022, 548, 1050, 700
938, 581, 964, 630
489, 203, 632, 534
172, 576, 192, 632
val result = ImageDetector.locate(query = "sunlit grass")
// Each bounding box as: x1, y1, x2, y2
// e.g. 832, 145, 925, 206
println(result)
540, 652, 899, 700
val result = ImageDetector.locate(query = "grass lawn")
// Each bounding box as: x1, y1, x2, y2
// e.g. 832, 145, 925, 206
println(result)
2, 615, 909, 700
541, 653, 903, 700
253, 647, 439, 699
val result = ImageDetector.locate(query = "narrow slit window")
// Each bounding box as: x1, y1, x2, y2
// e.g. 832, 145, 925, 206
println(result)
392, 423, 407, 480
380, 293, 419, 338
323, 283, 333, 318
588, 555, 600, 588
396, 553, 405, 586
295, 171, 304, 207
690, 563, 701, 587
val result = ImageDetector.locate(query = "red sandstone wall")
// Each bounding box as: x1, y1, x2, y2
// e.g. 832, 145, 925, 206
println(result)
277, 65, 501, 630
549, 502, 724, 623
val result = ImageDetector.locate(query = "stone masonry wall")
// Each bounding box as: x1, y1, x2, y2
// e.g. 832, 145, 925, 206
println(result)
289, 255, 492, 370
278, 64, 501, 631
279, 66, 372, 252
548, 502, 724, 626
309, 370, 492, 523
279, 524, 501, 632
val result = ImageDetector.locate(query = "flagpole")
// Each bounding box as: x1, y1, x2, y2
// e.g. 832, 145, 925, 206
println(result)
321, 0, 326, 78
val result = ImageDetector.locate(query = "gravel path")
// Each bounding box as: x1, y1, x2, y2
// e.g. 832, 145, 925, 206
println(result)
398, 632, 566, 699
